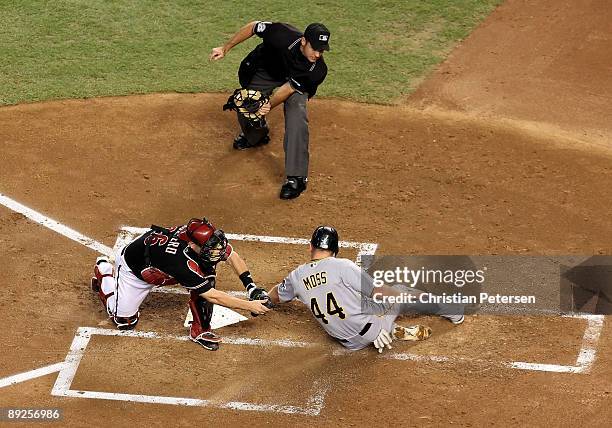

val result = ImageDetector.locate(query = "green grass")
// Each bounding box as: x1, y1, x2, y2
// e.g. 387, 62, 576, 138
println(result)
0, 0, 501, 106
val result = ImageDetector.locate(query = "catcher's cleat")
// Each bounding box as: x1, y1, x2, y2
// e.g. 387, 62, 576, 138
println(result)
190, 331, 222, 351
393, 324, 432, 341
233, 133, 270, 150
280, 176, 307, 200
189, 320, 221, 351
443, 314, 465, 325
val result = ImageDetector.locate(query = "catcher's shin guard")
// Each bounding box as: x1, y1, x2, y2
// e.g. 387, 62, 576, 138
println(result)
91, 256, 115, 307
188, 290, 221, 351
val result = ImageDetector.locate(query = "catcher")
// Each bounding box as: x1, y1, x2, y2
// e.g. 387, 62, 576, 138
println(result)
90, 217, 272, 351
267, 226, 465, 353
211, 21, 330, 200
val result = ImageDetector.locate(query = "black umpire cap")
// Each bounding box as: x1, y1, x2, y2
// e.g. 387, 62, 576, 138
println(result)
304, 23, 331, 51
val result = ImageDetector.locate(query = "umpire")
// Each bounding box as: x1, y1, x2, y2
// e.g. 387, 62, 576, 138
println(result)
210, 21, 330, 199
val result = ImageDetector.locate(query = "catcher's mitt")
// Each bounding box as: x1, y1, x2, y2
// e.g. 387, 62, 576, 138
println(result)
223, 88, 269, 127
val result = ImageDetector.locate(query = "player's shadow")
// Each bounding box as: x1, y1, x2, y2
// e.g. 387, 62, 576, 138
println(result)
139, 291, 191, 333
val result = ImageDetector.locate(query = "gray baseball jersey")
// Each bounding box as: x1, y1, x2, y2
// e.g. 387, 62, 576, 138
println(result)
277, 257, 394, 350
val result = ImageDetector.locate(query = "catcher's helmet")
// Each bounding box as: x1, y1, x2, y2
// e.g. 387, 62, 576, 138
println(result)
185, 218, 228, 263
311, 226, 339, 256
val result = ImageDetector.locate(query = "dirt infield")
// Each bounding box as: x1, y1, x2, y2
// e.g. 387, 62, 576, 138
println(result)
1, 0, 611, 426
409, 0, 612, 148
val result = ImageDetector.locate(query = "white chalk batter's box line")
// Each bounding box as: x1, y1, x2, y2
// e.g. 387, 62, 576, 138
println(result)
47, 314, 604, 415
384, 313, 604, 373
115, 226, 378, 266
0, 313, 605, 413
74, 228, 373, 415
50, 327, 328, 415
114, 228, 378, 294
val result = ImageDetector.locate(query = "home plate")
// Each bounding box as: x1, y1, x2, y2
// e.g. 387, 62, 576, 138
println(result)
184, 306, 248, 329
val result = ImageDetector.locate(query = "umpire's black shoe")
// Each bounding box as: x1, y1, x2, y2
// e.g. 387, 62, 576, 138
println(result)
280, 176, 308, 200
233, 133, 270, 150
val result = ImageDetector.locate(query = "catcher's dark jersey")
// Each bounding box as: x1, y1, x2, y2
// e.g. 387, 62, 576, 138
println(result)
123, 226, 233, 294
241, 21, 327, 98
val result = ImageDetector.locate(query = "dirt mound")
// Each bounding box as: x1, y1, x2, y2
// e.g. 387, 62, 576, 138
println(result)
409, 0, 612, 147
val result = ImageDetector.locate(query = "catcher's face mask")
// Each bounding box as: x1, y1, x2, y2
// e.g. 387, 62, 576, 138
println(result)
199, 229, 228, 263
185, 218, 228, 263
222, 88, 269, 128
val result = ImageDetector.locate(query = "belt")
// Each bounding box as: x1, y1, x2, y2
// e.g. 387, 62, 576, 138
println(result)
336, 322, 372, 344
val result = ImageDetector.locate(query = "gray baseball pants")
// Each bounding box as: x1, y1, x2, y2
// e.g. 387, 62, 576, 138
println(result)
238, 69, 310, 177
343, 286, 465, 351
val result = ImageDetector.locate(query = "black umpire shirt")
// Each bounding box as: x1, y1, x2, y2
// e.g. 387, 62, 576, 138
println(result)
239, 21, 328, 98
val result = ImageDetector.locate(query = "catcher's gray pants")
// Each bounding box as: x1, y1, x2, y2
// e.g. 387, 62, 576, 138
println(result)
239, 69, 310, 177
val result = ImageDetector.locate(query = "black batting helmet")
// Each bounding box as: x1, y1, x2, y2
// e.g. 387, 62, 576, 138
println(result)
311, 226, 339, 256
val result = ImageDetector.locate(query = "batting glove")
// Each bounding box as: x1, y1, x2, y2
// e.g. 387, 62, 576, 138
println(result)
373, 328, 393, 353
